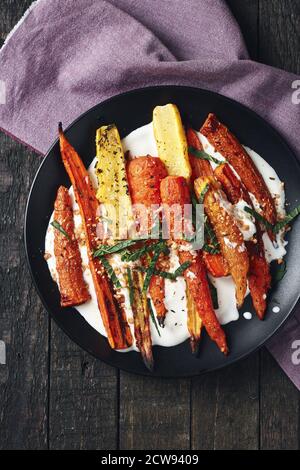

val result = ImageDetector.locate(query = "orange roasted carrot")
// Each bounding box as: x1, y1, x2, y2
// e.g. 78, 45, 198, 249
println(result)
214, 163, 271, 319
53, 186, 90, 307
58, 124, 132, 349
127, 156, 168, 326
186, 128, 213, 181
186, 128, 229, 277
194, 176, 249, 308
160, 176, 228, 355
200, 114, 277, 238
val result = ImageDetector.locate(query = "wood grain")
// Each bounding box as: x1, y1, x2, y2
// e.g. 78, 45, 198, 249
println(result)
258, 0, 300, 450
191, 356, 259, 450
48, 322, 118, 450
259, 0, 300, 74
119, 374, 190, 450
260, 350, 299, 450
0, 132, 48, 449
226, 0, 259, 59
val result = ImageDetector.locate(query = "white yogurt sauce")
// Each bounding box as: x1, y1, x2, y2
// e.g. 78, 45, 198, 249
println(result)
272, 306, 280, 313
45, 122, 288, 350
243, 312, 253, 320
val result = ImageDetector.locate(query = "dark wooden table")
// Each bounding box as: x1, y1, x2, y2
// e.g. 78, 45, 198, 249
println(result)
0, 0, 299, 450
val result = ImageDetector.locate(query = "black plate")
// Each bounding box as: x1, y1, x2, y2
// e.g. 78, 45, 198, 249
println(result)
25, 86, 300, 377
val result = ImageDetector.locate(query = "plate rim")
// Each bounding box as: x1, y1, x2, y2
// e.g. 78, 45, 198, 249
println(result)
24, 84, 300, 377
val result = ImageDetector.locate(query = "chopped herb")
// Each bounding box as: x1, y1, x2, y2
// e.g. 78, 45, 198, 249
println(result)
126, 267, 135, 306
208, 280, 219, 309
273, 204, 300, 233
51, 220, 71, 241
173, 261, 192, 278
93, 239, 141, 258
143, 249, 161, 293
202, 243, 220, 254
137, 266, 175, 280
198, 183, 210, 204
243, 206, 273, 231
121, 241, 168, 262
188, 146, 225, 165
272, 260, 287, 284
245, 204, 300, 234
147, 298, 161, 337
100, 257, 122, 289
203, 218, 220, 254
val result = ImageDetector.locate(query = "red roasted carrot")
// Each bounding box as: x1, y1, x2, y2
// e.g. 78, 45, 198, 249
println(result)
127, 156, 169, 326
201, 114, 277, 239
214, 163, 271, 318
160, 176, 228, 354
53, 186, 90, 307
186, 128, 213, 181
186, 128, 229, 277
58, 124, 133, 349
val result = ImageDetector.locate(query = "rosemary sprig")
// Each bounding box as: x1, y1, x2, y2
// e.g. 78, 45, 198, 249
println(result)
51, 220, 71, 241
93, 239, 141, 258
100, 257, 122, 289
143, 249, 162, 293
173, 261, 192, 278
147, 298, 161, 337
137, 260, 191, 281
188, 146, 225, 165
243, 206, 273, 231
121, 241, 168, 262
273, 205, 300, 233
198, 183, 210, 204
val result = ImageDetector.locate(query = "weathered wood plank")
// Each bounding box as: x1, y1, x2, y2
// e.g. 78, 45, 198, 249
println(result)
0, 131, 48, 449
0, 0, 49, 450
259, 0, 300, 74
49, 322, 118, 450
191, 355, 259, 450
119, 374, 190, 450
260, 349, 299, 449
258, 0, 300, 450
226, 0, 259, 59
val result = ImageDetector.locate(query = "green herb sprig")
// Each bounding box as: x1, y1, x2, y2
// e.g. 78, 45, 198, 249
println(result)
100, 257, 122, 289
188, 146, 225, 166
51, 220, 71, 241
147, 299, 161, 337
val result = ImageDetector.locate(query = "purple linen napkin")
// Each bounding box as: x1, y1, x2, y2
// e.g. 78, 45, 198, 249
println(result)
0, 0, 299, 387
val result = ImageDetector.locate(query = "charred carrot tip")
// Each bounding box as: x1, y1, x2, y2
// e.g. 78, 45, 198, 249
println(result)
58, 122, 63, 134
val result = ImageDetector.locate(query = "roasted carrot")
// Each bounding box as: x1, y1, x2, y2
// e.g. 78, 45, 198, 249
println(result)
127, 156, 169, 326
129, 270, 154, 371
186, 128, 213, 181
186, 127, 229, 278
194, 177, 249, 308
58, 124, 133, 350
160, 176, 228, 355
186, 289, 202, 354
203, 252, 230, 278
214, 163, 271, 318
200, 114, 277, 238
53, 186, 90, 307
